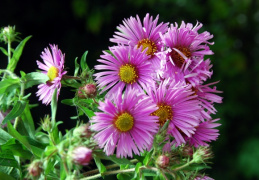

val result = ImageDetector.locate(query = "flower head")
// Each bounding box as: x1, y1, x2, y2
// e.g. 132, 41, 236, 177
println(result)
148, 79, 202, 146
36, 44, 67, 105
94, 45, 153, 98
90, 88, 159, 158
110, 13, 168, 72
27, 160, 42, 177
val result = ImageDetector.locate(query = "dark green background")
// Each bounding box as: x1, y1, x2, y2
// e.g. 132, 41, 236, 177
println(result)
1, 0, 259, 179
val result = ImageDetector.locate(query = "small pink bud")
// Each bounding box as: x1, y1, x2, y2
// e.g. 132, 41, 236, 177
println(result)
27, 160, 42, 177
78, 84, 97, 98
156, 155, 170, 168
181, 145, 193, 157
72, 146, 92, 165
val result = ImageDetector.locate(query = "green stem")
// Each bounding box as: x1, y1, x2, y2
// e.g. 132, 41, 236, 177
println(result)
171, 159, 194, 172
8, 38, 11, 64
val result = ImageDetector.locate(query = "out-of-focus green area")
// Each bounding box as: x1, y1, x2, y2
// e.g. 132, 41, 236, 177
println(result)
1, 0, 259, 179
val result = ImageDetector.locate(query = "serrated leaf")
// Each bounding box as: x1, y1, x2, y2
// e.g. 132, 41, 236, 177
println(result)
74, 57, 79, 76
0, 47, 8, 56
2, 100, 26, 124
80, 51, 89, 71
7, 36, 32, 72
0, 78, 20, 94
94, 156, 106, 175
24, 72, 49, 89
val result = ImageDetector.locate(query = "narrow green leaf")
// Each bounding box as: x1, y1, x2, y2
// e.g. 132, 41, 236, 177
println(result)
20, 103, 35, 138
108, 155, 133, 165
76, 103, 95, 118
24, 72, 49, 89
7, 122, 31, 152
61, 99, 74, 106
51, 88, 58, 122
74, 57, 79, 76
94, 156, 106, 175
0, 128, 12, 145
2, 100, 26, 124
143, 150, 152, 166
44, 158, 56, 175
0, 78, 20, 94
80, 51, 89, 71
0, 47, 8, 56
7, 36, 32, 72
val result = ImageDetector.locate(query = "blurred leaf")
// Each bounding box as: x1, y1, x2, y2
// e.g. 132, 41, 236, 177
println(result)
0, 78, 20, 94
20, 103, 35, 138
0, 47, 8, 56
0, 128, 12, 145
2, 100, 26, 125
7, 36, 32, 72
93, 156, 106, 175
24, 72, 49, 89
0, 172, 16, 180
107, 155, 133, 165
117, 173, 134, 180
0, 151, 19, 168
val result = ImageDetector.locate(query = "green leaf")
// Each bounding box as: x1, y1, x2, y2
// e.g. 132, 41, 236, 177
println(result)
0, 47, 8, 56
183, 163, 211, 171
61, 99, 74, 106
0, 172, 16, 180
44, 145, 58, 157
0, 78, 20, 94
94, 156, 106, 175
24, 72, 49, 89
0, 128, 12, 145
74, 57, 79, 76
80, 51, 89, 71
143, 150, 153, 166
20, 103, 35, 138
7, 36, 32, 72
51, 88, 58, 122
0, 151, 19, 168
44, 158, 56, 175
76, 102, 95, 118
117, 173, 133, 180
7, 122, 31, 152
0, 166, 20, 179
108, 155, 133, 165
2, 100, 26, 125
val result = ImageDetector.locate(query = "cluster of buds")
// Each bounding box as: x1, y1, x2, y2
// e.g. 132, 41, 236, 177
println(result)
27, 160, 43, 177
193, 146, 213, 164
73, 123, 92, 138
0, 26, 19, 43
77, 83, 97, 98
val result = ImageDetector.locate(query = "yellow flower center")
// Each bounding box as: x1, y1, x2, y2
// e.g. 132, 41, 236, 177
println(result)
115, 112, 134, 132
119, 64, 138, 84
137, 38, 157, 56
151, 104, 173, 126
47, 66, 59, 82
170, 46, 191, 68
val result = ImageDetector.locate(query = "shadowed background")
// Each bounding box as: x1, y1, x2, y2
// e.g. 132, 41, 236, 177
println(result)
1, 0, 259, 179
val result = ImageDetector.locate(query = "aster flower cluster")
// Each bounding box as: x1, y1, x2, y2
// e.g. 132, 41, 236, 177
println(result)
92, 13, 222, 158
0, 14, 222, 180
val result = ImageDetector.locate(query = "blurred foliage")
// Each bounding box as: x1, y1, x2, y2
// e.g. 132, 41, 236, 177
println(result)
1, 0, 259, 179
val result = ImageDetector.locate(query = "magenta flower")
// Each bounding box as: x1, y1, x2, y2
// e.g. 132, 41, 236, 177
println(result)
186, 119, 221, 147
36, 44, 67, 105
94, 45, 153, 98
148, 79, 202, 146
90, 88, 159, 158
160, 21, 214, 85
110, 13, 168, 71
72, 146, 92, 165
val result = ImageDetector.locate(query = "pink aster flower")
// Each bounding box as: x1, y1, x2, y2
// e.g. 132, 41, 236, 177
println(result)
110, 13, 168, 72
160, 21, 214, 85
147, 78, 202, 146
90, 88, 159, 158
186, 119, 221, 147
94, 45, 154, 98
36, 44, 67, 105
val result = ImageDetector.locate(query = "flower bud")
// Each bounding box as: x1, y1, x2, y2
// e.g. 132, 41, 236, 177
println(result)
193, 146, 213, 163
77, 84, 97, 98
73, 123, 92, 138
72, 146, 92, 165
41, 115, 52, 132
27, 160, 42, 177
181, 145, 193, 157
156, 155, 170, 168
0, 26, 18, 43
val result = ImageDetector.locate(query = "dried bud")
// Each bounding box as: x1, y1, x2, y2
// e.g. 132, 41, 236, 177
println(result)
27, 160, 42, 177
72, 146, 92, 165
156, 155, 170, 168
41, 115, 52, 132
77, 84, 97, 98
73, 123, 92, 138
193, 146, 213, 163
